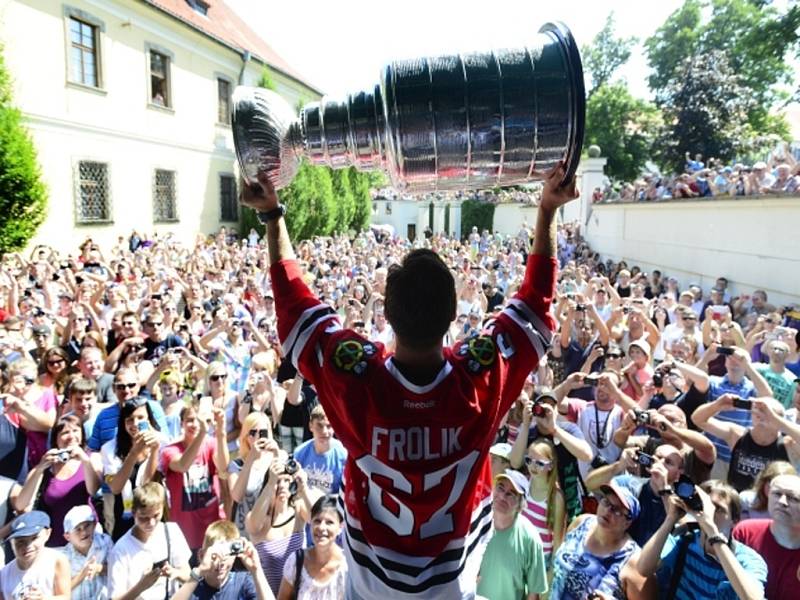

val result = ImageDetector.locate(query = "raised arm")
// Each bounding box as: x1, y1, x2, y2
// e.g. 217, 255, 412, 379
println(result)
690, 394, 745, 449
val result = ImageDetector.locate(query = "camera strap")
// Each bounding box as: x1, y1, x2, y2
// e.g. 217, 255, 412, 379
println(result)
593, 403, 612, 449
667, 531, 693, 600
164, 521, 172, 600
292, 549, 304, 600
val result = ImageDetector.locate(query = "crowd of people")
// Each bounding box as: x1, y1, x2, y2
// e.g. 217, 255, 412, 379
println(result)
0, 195, 799, 599
595, 149, 800, 203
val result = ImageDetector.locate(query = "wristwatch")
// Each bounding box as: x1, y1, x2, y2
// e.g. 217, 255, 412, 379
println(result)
707, 533, 728, 547
257, 204, 286, 224
189, 568, 204, 584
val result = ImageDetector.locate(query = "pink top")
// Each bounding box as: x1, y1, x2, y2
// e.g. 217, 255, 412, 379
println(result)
522, 496, 554, 558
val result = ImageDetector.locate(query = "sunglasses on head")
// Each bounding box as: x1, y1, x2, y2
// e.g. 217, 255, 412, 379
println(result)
123, 396, 147, 408
210, 374, 227, 382
248, 429, 271, 439
116, 382, 138, 390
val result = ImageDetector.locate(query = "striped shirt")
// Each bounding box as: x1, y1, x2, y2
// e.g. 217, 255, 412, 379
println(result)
255, 531, 304, 596
657, 530, 766, 600
706, 376, 754, 463
522, 497, 553, 558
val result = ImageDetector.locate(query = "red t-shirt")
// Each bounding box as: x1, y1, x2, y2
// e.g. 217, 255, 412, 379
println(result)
160, 436, 222, 550
271, 254, 556, 598
732, 518, 800, 599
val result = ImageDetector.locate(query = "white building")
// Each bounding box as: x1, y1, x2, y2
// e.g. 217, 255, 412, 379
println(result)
0, 0, 321, 252
371, 196, 462, 241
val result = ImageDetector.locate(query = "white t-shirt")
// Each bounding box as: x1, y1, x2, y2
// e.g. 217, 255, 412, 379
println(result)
573, 400, 624, 479
107, 521, 191, 600
101, 439, 156, 523
0, 547, 59, 599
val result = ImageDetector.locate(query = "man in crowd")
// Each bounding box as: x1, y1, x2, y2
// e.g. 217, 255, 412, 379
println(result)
733, 473, 800, 600
754, 340, 797, 409
239, 162, 578, 598
476, 469, 548, 600
293, 405, 347, 497
76, 346, 116, 404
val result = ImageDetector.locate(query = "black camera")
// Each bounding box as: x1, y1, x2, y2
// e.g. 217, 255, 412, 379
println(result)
285, 456, 299, 495
716, 346, 735, 356
634, 409, 650, 426
636, 451, 654, 467
652, 372, 664, 388
732, 397, 752, 410
591, 455, 608, 470
675, 475, 703, 512
228, 540, 244, 556
531, 401, 546, 418
575, 304, 586, 312
622, 307, 631, 314
583, 374, 600, 387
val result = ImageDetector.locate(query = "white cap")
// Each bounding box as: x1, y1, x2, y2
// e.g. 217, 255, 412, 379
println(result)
63, 504, 96, 533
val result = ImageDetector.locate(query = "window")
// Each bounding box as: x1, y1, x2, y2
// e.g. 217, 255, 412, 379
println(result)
149, 50, 171, 107
69, 17, 98, 87
217, 78, 231, 124
153, 169, 177, 221
75, 161, 110, 223
220, 175, 238, 221
186, 0, 209, 16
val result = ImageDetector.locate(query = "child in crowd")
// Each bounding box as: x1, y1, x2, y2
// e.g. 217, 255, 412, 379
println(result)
60, 504, 113, 600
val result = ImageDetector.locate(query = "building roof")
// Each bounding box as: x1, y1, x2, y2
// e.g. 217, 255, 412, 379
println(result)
142, 0, 323, 95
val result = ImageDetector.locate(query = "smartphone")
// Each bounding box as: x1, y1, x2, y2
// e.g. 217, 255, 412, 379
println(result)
583, 374, 600, 387
137, 421, 149, 432
152, 558, 168, 570
716, 346, 735, 356
732, 397, 752, 410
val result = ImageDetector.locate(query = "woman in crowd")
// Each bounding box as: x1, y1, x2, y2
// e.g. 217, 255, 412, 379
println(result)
199, 361, 241, 455
37, 346, 70, 398
161, 403, 229, 554
13, 415, 101, 547
101, 397, 162, 540
550, 481, 640, 600
237, 352, 285, 435
739, 460, 796, 520
228, 412, 279, 533
247, 459, 317, 597
523, 439, 566, 565
1, 358, 58, 468
276, 495, 347, 600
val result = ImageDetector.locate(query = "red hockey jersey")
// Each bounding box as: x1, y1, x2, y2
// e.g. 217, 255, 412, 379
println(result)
270, 254, 556, 598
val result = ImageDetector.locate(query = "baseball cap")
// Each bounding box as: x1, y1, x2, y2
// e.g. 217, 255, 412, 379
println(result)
494, 469, 529, 499
8, 510, 50, 539
600, 477, 641, 521
489, 443, 513, 460
63, 504, 96, 533
628, 339, 651, 358
535, 387, 558, 404
32, 324, 51, 336
753, 161, 767, 170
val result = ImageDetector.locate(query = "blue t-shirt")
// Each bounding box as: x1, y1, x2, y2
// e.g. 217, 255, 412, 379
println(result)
656, 530, 766, 600
292, 438, 347, 496
190, 570, 257, 600
706, 376, 755, 463
87, 401, 169, 451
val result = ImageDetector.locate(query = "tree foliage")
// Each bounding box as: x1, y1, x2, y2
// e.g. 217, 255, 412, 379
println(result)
460, 200, 494, 239
0, 46, 47, 253
646, 0, 799, 134
581, 12, 637, 96
585, 82, 660, 181
655, 51, 755, 171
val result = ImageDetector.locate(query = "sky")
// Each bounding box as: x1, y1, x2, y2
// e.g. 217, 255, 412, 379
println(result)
226, 0, 686, 100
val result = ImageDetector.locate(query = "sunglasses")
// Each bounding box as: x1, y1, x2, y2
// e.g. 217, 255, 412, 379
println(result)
231, 321, 242, 327
47, 359, 66, 366
146, 321, 163, 327
606, 352, 624, 359
248, 429, 271, 439
203, 320, 212, 325
525, 456, 552, 469
122, 321, 137, 326
116, 382, 138, 390
210, 374, 227, 382
22, 376, 36, 385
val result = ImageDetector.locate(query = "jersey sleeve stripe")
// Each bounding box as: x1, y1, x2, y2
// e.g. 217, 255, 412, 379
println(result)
506, 298, 555, 342
289, 313, 341, 370
503, 305, 551, 358
280, 303, 337, 357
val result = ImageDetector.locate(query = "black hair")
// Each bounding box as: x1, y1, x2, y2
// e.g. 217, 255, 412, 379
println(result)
310, 494, 342, 522
116, 397, 161, 459
384, 249, 456, 350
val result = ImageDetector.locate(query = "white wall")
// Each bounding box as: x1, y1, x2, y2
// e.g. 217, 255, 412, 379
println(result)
493, 204, 538, 237
584, 197, 800, 305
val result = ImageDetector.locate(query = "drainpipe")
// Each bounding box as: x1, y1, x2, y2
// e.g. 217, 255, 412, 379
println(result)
238, 50, 251, 85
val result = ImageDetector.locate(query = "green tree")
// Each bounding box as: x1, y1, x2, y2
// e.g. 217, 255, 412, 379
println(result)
460, 200, 494, 239
331, 168, 356, 233
656, 51, 755, 171
585, 82, 660, 181
646, 0, 799, 134
581, 12, 637, 96
257, 64, 277, 91
0, 46, 47, 253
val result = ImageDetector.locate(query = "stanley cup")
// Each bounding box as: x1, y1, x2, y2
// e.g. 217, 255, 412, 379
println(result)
232, 22, 585, 193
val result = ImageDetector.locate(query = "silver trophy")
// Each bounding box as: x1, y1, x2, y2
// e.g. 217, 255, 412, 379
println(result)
232, 22, 584, 193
